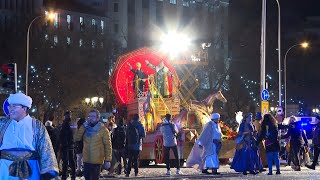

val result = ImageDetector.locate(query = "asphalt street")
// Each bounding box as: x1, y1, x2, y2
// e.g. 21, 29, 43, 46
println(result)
67, 164, 320, 180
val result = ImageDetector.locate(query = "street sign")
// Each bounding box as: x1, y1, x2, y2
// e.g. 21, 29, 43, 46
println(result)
261, 89, 269, 101
2, 98, 9, 116
261, 101, 269, 116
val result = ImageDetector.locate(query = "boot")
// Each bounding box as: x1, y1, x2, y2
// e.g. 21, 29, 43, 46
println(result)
306, 164, 316, 170
212, 169, 220, 175
202, 169, 210, 174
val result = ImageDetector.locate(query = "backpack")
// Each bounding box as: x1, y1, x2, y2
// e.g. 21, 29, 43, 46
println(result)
127, 124, 140, 145
112, 125, 126, 149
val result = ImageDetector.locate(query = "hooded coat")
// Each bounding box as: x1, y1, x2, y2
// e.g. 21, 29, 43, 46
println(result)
186, 121, 220, 170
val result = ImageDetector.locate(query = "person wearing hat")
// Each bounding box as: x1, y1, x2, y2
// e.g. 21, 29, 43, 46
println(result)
187, 113, 222, 175
306, 116, 320, 170
253, 112, 268, 170
160, 114, 182, 175
0, 93, 58, 179
281, 115, 308, 171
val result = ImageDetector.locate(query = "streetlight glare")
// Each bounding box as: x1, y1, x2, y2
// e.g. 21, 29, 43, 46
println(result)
160, 31, 191, 58
45, 11, 57, 21
301, 42, 309, 48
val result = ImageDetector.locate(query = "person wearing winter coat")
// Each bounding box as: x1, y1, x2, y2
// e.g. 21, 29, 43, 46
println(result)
160, 114, 182, 175
281, 116, 308, 171
306, 116, 320, 170
75, 109, 112, 180
258, 114, 281, 175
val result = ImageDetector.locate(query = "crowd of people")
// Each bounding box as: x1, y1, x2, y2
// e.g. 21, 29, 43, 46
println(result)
1, 92, 320, 179
48, 109, 147, 179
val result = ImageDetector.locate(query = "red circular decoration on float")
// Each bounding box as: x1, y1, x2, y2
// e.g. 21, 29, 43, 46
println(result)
109, 48, 178, 105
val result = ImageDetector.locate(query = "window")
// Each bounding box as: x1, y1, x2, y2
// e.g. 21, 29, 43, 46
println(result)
80, 17, 84, 31
100, 20, 104, 34
183, 1, 190, 7
114, 23, 118, 33
45, 34, 49, 41
114, 3, 118, 12
67, 15, 72, 30
169, 0, 176, 4
100, 42, 104, 48
79, 39, 83, 47
67, 37, 71, 46
92, 40, 96, 48
53, 14, 59, 29
53, 35, 58, 46
142, 0, 149, 8
92, 19, 97, 32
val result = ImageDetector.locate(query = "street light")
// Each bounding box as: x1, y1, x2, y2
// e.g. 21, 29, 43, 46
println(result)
26, 11, 56, 95
160, 31, 191, 59
284, 42, 309, 117
312, 108, 319, 114
275, 0, 282, 108
84, 97, 104, 108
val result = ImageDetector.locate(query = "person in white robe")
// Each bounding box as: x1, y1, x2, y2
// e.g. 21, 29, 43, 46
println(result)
186, 113, 222, 175
0, 93, 58, 179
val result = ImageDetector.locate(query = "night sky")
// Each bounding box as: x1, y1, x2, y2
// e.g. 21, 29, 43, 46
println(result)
229, 0, 320, 105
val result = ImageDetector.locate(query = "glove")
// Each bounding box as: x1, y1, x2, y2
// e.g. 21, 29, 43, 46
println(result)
83, 121, 89, 129
104, 161, 111, 170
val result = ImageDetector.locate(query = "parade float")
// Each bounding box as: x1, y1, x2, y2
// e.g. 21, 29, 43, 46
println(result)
109, 47, 236, 166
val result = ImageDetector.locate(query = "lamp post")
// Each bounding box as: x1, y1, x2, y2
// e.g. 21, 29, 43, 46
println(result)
26, 12, 56, 95
275, 0, 281, 108
284, 42, 309, 117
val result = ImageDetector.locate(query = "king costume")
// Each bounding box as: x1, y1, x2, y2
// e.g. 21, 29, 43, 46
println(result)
186, 113, 222, 174
0, 93, 58, 179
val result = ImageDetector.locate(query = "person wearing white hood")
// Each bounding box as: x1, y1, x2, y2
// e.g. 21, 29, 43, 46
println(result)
186, 113, 222, 175
0, 92, 58, 179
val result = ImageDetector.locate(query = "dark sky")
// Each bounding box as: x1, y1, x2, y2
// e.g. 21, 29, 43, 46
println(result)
229, 0, 320, 105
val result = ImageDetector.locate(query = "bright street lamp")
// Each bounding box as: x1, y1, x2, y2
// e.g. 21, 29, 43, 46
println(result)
84, 96, 104, 108
312, 108, 319, 114
284, 42, 309, 117
26, 11, 56, 95
160, 31, 191, 59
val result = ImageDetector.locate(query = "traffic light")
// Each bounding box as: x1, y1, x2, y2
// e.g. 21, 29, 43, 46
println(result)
1, 63, 17, 92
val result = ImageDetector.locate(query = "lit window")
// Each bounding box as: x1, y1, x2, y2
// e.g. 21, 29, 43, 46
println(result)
101, 20, 104, 34
80, 17, 84, 31
67, 37, 71, 45
169, 0, 176, 4
53, 35, 58, 46
45, 34, 49, 41
67, 15, 72, 30
53, 14, 59, 28
92, 40, 96, 48
79, 39, 83, 47
183, 1, 189, 7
